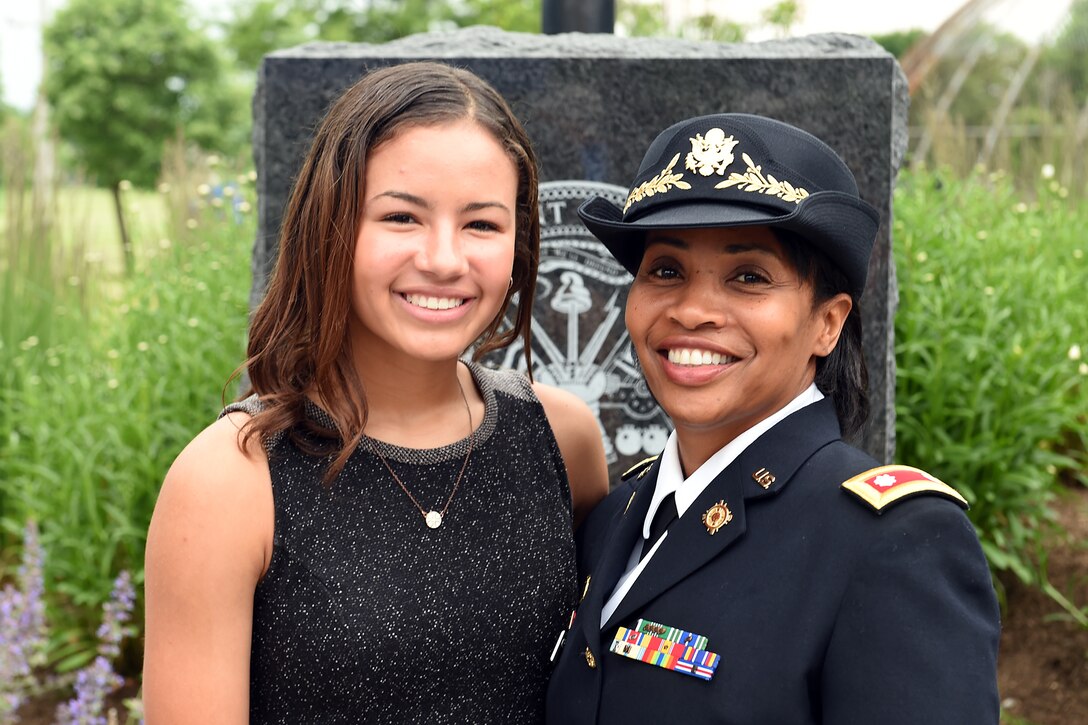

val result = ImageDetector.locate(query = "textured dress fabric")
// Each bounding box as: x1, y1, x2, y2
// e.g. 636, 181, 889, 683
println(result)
222, 363, 577, 724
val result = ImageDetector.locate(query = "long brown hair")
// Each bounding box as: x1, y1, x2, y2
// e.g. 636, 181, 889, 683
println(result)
234, 62, 540, 481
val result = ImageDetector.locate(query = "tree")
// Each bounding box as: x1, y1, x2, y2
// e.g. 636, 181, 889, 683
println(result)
221, 0, 541, 72
871, 29, 927, 60
222, 0, 321, 70
43, 0, 231, 273
1044, 0, 1088, 99
616, 0, 745, 41
761, 0, 800, 39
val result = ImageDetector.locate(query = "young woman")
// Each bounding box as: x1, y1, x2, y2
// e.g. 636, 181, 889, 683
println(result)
545, 113, 1000, 724
143, 62, 609, 723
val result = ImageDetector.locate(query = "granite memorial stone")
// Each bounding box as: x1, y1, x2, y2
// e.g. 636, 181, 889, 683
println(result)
251, 27, 908, 480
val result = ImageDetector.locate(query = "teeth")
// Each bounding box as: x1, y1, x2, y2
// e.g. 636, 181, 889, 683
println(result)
667, 348, 732, 366
405, 294, 465, 311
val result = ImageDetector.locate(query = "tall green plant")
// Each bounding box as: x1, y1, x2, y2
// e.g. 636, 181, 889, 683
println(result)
0, 158, 253, 670
894, 168, 1088, 600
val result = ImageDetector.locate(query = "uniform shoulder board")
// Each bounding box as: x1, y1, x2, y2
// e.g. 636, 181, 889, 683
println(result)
841, 465, 969, 514
621, 456, 659, 481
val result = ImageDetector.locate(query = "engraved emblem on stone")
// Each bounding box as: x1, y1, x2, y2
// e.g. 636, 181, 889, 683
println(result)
486, 180, 672, 480
685, 128, 739, 176
425, 511, 443, 528
702, 500, 733, 534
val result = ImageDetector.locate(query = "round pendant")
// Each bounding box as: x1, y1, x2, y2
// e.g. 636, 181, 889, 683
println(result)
425, 510, 443, 529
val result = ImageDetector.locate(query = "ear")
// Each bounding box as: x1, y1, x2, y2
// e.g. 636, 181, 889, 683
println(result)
811, 293, 852, 358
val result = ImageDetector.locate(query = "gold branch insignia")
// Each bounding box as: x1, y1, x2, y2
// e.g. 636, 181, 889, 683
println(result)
623, 154, 691, 213
715, 153, 810, 203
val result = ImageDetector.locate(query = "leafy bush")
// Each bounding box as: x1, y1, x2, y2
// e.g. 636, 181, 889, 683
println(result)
894, 168, 1088, 600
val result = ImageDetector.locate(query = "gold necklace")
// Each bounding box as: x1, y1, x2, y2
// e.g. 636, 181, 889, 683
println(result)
365, 375, 474, 529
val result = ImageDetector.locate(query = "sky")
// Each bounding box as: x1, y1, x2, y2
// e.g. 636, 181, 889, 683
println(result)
0, 0, 1075, 111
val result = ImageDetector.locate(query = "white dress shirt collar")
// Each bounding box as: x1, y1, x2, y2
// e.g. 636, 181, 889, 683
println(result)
642, 383, 824, 538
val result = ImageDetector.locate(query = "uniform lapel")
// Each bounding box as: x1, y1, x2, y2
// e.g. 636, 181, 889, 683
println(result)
602, 398, 843, 631
579, 466, 658, 657
602, 464, 747, 631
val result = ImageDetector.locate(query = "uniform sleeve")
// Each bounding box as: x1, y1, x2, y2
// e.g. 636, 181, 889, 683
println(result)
821, 498, 1001, 724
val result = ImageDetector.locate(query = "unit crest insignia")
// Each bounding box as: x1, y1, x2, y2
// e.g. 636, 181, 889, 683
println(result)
701, 500, 733, 534
685, 128, 739, 177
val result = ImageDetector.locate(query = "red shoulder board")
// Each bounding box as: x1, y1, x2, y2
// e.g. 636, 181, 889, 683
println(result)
841, 465, 968, 514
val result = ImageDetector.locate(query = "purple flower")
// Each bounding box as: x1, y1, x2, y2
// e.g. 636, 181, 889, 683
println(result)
95, 571, 135, 659
0, 520, 48, 721
57, 569, 137, 724
54, 656, 122, 725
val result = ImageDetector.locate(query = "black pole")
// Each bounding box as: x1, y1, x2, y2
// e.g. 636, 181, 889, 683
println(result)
542, 0, 614, 33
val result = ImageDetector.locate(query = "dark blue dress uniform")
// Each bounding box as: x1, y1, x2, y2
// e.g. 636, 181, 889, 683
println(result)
545, 398, 1001, 724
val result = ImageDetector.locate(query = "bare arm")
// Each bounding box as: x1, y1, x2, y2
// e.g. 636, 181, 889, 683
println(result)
142, 413, 274, 724
533, 383, 610, 528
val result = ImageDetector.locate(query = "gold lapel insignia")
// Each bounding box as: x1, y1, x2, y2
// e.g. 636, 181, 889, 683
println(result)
752, 467, 776, 489
623, 490, 637, 515
701, 500, 733, 534
685, 128, 739, 176
581, 575, 592, 602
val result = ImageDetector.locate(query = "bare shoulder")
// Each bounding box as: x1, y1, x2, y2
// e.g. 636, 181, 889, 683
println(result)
149, 412, 274, 582
142, 413, 273, 719
532, 382, 609, 527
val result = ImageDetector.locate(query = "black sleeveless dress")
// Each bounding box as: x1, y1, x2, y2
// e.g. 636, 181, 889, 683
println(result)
223, 363, 577, 723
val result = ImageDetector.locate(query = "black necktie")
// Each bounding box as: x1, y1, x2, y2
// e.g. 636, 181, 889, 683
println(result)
641, 492, 678, 560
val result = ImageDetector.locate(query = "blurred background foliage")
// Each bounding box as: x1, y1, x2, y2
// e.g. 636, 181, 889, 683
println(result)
1, 0, 1087, 719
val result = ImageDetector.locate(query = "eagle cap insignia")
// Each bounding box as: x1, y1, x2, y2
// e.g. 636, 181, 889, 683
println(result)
701, 500, 733, 534
685, 128, 739, 177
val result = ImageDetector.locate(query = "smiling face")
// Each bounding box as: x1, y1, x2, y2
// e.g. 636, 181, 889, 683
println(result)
349, 120, 518, 368
625, 226, 851, 469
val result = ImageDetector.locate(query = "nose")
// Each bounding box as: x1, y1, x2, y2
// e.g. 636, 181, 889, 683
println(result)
667, 273, 724, 330
418, 223, 469, 278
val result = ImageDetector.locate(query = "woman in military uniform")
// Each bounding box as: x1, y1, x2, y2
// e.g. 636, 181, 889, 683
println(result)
545, 113, 1000, 724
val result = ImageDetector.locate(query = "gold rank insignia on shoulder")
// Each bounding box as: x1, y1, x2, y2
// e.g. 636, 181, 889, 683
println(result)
621, 455, 659, 481
841, 465, 969, 513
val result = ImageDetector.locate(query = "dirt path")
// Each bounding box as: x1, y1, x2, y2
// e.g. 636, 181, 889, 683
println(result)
999, 484, 1088, 725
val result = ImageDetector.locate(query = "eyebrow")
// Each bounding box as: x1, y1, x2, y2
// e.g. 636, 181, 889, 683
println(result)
371, 190, 511, 215
645, 236, 778, 257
